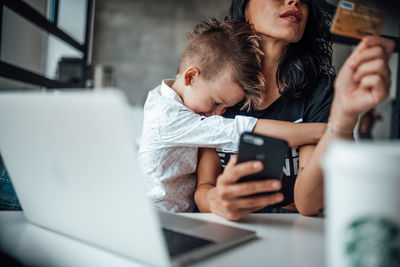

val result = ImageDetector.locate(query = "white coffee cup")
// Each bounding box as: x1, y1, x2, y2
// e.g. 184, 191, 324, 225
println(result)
323, 140, 400, 267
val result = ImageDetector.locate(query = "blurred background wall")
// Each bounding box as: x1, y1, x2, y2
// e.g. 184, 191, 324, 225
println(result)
92, 0, 231, 106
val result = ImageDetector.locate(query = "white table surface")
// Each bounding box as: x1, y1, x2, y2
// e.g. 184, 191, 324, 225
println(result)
0, 211, 325, 267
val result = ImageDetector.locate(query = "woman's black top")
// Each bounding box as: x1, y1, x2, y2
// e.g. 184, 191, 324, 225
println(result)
218, 74, 334, 208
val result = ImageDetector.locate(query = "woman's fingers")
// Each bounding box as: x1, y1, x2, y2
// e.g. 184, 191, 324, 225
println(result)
222, 207, 265, 221
353, 58, 391, 85
345, 74, 388, 114
231, 193, 284, 209
345, 38, 369, 68
216, 193, 284, 221
351, 46, 387, 71
221, 208, 255, 221
335, 36, 394, 117
347, 36, 395, 70
217, 179, 282, 199
211, 155, 285, 221
343, 73, 389, 115
218, 156, 263, 184
363, 36, 396, 58
359, 74, 389, 103
225, 154, 237, 168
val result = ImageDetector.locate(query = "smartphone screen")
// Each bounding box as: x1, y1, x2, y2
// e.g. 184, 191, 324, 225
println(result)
237, 132, 289, 183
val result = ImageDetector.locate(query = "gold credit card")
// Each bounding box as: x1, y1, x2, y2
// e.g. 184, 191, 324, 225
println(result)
330, 0, 385, 39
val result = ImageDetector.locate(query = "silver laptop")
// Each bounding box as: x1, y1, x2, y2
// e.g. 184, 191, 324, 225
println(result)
0, 90, 255, 266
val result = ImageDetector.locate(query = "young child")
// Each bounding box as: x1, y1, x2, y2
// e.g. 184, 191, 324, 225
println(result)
138, 18, 325, 212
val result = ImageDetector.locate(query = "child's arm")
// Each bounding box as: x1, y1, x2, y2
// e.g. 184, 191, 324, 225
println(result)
155, 101, 323, 148
253, 119, 326, 147
156, 109, 258, 149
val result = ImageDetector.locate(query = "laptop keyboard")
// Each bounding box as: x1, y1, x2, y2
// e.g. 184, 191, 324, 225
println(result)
162, 228, 215, 258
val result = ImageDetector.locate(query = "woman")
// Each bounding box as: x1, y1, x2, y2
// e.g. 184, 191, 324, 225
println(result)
194, 0, 395, 219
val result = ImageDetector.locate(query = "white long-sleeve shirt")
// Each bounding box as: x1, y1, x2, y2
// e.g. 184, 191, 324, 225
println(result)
138, 80, 257, 212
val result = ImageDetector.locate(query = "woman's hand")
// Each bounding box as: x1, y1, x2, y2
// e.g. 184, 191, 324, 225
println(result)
293, 37, 395, 216
208, 155, 284, 221
331, 36, 395, 133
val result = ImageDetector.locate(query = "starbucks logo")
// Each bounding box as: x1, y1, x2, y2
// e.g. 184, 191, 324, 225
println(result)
345, 216, 400, 267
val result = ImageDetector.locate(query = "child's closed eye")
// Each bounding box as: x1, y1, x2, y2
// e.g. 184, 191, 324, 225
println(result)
213, 101, 221, 106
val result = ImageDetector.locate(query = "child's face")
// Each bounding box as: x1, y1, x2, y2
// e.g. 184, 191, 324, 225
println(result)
183, 71, 245, 117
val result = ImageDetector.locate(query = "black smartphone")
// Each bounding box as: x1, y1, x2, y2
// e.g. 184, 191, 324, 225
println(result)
237, 132, 289, 183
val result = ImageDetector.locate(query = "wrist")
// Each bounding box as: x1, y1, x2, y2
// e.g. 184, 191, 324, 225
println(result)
328, 99, 358, 136
326, 121, 354, 138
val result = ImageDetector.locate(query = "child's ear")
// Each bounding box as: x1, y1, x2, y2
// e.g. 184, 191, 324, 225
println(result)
184, 66, 200, 86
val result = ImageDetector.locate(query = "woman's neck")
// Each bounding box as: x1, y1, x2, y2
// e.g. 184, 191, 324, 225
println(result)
261, 36, 288, 80
256, 36, 289, 110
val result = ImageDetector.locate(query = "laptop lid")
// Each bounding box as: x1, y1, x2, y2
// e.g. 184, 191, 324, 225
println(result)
0, 90, 169, 266
0, 90, 256, 266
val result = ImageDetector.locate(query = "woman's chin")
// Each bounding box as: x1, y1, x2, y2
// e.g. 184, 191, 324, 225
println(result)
258, 32, 301, 44
276, 32, 303, 44
260, 27, 304, 44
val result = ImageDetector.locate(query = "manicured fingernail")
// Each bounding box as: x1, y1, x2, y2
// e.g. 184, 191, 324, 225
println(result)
349, 60, 355, 67
276, 195, 283, 201
253, 162, 262, 168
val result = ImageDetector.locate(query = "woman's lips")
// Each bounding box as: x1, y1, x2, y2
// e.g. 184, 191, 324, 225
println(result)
280, 10, 302, 23
281, 16, 299, 23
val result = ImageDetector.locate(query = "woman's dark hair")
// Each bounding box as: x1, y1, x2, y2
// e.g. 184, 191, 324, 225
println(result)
230, 0, 335, 98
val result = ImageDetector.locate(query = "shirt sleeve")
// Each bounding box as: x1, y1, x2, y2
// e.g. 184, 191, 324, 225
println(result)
157, 106, 257, 152
303, 74, 334, 123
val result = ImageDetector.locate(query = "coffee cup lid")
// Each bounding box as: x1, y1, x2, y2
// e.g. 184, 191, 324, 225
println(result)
322, 140, 400, 178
